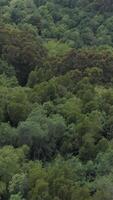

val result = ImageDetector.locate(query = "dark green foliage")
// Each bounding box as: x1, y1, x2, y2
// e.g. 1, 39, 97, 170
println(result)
0, 25, 46, 85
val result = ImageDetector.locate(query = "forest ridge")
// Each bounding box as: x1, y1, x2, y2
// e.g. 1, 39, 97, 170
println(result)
1, 0, 113, 200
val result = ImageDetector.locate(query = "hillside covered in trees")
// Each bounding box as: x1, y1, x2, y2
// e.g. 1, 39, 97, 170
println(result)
1, 0, 113, 199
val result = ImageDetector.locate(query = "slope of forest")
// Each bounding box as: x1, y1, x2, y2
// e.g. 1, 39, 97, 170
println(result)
1, 0, 113, 200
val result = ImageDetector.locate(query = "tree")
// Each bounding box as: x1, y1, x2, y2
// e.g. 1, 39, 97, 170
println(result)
6, 88, 31, 126
0, 58, 15, 77
1, 25, 46, 85
10, 193, 25, 200
57, 96, 82, 123
0, 123, 17, 147
27, 161, 50, 200
9, 173, 28, 198
0, 146, 28, 184
17, 105, 66, 160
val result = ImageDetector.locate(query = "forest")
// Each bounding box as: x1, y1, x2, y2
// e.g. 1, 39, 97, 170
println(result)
1, 0, 113, 199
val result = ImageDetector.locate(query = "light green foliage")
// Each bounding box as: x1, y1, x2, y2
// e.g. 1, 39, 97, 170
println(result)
9, 173, 28, 197
6, 88, 32, 126
0, 146, 27, 183
57, 96, 82, 123
27, 162, 49, 200
44, 40, 72, 57
10, 193, 25, 200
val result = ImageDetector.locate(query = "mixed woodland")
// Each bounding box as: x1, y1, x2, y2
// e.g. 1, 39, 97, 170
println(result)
1, 0, 113, 199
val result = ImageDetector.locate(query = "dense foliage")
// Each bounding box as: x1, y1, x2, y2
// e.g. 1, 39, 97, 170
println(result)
1, 0, 113, 199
